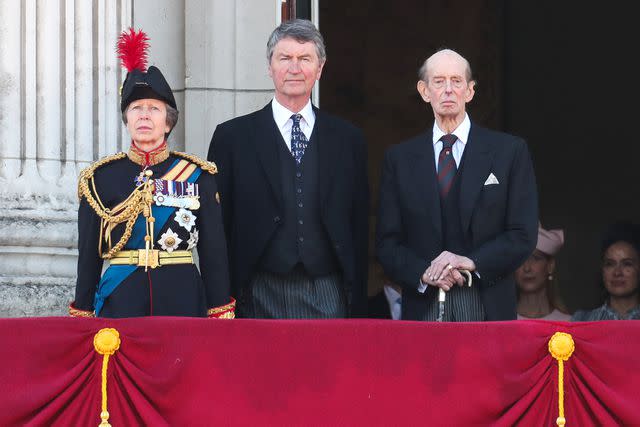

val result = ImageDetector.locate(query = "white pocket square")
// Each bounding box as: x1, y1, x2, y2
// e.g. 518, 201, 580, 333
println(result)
484, 173, 499, 186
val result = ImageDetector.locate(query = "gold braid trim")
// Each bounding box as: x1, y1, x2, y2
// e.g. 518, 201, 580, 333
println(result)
77, 152, 128, 200
77, 152, 154, 260
171, 151, 218, 175
69, 302, 96, 317
128, 142, 170, 166
207, 297, 236, 319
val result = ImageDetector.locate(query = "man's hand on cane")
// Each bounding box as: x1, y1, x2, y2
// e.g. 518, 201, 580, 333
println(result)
422, 251, 476, 291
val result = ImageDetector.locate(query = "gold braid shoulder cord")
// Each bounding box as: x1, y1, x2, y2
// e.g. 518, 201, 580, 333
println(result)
78, 152, 153, 260
77, 151, 217, 260
171, 151, 218, 175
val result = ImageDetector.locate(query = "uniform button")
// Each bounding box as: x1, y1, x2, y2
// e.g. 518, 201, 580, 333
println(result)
273, 216, 281, 223
296, 172, 302, 178
298, 236, 304, 242
296, 188, 302, 194
298, 219, 303, 225
298, 202, 303, 208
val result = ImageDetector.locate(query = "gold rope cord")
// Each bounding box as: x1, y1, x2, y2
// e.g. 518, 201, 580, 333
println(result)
79, 152, 212, 263
78, 153, 155, 260
93, 328, 121, 427
548, 332, 575, 427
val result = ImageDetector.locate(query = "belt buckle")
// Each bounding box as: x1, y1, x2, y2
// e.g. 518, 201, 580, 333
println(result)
137, 249, 160, 269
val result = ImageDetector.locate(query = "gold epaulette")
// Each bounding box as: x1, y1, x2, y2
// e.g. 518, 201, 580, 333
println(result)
77, 152, 128, 200
171, 151, 218, 175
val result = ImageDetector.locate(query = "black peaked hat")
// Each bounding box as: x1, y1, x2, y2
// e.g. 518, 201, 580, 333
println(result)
117, 28, 177, 113
120, 66, 177, 112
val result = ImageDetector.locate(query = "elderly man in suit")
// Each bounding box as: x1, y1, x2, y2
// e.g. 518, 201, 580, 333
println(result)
376, 48, 538, 321
207, 19, 369, 319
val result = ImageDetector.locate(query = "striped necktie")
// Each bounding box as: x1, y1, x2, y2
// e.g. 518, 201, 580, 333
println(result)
437, 133, 458, 198
290, 114, 308, 164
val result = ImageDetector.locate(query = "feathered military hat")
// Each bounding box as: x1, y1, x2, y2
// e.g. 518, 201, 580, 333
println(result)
117, 28, 177, 113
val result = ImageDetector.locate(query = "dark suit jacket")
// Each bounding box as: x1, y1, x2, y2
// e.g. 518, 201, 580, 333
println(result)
208, 102, 369, 315
376, 122, 538, 320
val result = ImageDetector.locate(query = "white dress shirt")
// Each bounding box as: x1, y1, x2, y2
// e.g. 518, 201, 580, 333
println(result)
271, 97, 315, 151
432, 112, 471, 171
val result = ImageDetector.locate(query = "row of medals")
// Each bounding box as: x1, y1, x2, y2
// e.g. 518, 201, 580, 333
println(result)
136, 169, 200, 211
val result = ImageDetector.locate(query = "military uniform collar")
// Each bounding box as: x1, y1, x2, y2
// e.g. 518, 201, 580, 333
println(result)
127, 140, 170, 166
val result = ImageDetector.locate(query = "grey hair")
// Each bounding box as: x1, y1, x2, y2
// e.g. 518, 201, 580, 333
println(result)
121, 102, 179, 134
418, 48, 474, 83
266, 19, 326, 63
165, 104, 179, 131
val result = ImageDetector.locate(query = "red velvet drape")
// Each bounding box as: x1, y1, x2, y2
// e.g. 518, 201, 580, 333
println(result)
1, 317, 638, 426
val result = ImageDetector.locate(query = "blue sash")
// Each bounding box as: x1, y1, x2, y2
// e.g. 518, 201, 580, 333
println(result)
94, 161, 202, 315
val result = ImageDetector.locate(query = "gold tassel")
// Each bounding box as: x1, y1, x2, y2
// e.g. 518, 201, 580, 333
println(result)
94, 328, 121, 427
548, 332, 575, 427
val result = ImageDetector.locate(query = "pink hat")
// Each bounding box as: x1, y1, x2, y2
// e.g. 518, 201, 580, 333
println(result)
537, 223, 564, 256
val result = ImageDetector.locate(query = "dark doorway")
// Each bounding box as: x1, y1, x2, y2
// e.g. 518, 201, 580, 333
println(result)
320, 1, 640, 312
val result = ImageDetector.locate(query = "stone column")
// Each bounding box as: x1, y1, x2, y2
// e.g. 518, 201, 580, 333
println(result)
184, 0, 277, 157
133, 0, 186, 151
0, 0, 132, 316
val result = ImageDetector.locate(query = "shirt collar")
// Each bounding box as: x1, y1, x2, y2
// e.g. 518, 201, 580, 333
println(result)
271, 97, 315, 130
432, 113, 471, 146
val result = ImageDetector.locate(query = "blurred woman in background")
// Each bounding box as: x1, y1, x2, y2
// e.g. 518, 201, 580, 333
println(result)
516, 224, 570, 321
572, 221, 640, 321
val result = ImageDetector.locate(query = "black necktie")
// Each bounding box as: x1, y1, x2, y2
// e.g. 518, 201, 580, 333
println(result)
437, 134, 458, 198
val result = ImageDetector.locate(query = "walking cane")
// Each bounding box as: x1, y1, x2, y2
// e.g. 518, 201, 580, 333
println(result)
436, 269, 473, 322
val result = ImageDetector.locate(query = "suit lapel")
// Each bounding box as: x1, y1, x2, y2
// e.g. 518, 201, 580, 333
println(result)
410, 130, 442, 235
459, 123, 494, 232
315, 109, 344, 208
255, 103, 284, 209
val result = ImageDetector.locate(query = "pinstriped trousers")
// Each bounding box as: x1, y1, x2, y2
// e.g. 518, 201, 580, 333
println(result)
241, 267, 347, 319
422, 285, 485, 321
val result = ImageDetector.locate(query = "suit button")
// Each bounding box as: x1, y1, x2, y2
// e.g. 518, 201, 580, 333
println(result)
296, 188, 302, 194
273, 216, 281, 223
296, 172, 302, 178
299, 236, 304, 242
298, 202, 303, 208
298, 219, 303, 225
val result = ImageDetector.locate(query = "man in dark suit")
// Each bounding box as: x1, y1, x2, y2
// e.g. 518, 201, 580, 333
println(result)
207, 19, 369, 318
376, 49, 538, 321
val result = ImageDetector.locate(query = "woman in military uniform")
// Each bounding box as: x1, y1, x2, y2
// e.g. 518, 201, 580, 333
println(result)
69, 29, 234, 318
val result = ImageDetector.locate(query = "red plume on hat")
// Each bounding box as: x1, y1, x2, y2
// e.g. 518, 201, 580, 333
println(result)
117, 28, 149, 73
117, 28, 176, 113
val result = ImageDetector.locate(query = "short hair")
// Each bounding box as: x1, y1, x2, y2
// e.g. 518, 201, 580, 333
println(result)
121, 102, 179, 134
418, 48, 474, 83
266, 19, 326, 63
